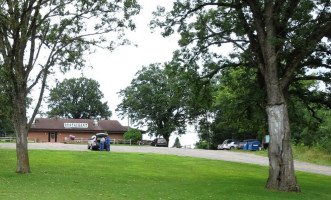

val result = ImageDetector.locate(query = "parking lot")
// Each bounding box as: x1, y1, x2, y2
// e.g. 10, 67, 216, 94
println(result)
1, 143, 330, 176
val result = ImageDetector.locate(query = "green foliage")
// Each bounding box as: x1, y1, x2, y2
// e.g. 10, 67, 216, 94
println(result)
288, 81, 331, 149
214, 67, 267, 136
123, 128, 142, 144
315, 110, 331, 153
0, 116, 13, 134
116, 63, 191, 141
195, 141, 209, 149
201, 66, 329, 149
0, 79, 13, 133
47, 77, 111, 119
172, 137, 182, 148
0, 66, 8, 116
195, 66, 266, 148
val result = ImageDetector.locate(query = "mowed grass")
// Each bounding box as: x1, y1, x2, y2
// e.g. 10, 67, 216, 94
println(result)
0, 149, 330, 200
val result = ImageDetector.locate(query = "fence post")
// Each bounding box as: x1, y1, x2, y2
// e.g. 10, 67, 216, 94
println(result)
130, 139, 131, 145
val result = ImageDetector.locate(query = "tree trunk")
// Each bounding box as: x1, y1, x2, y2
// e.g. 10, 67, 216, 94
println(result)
12, 92, 31, 174
15, 124, 31, 174
259, 11, 300, 189
164, 135, 170, 147
265, 94, 299, 192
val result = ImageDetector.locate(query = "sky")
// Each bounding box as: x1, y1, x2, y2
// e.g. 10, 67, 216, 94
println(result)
35, 0, 199, 147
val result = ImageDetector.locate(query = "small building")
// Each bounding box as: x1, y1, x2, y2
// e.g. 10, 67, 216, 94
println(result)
28, 118, 128, 143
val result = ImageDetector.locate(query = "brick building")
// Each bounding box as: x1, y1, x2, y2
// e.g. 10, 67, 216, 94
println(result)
28, 118, 128, 143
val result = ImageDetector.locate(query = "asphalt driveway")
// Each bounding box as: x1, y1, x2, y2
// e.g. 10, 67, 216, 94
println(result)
1, 143, 330, 176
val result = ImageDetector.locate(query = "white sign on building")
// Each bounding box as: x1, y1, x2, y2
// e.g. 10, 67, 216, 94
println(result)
64, 123, 88, 129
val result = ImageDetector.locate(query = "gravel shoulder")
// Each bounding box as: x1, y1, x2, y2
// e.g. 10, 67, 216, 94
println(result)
1, 143, 330, 176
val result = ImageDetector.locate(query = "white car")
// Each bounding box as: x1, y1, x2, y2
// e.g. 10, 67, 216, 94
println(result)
88, 133, 108, 150
218, 139, 239, 150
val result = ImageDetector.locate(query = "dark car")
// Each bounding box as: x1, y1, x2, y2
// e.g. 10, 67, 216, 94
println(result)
150, 138, 168, 147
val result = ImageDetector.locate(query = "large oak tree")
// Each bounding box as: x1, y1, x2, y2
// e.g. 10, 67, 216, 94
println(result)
116, 63, 192, 143
152, 0, 331, 192
0, 0, 140, 174
47, 77, 112, 119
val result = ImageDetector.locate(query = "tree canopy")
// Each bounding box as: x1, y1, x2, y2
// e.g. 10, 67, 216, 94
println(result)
0, 82, 13, 133
116, 63, 191, 143
47, 77, 112, 119
214, 66, 267, 136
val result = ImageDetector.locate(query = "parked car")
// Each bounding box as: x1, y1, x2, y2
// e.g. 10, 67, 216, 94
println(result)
237, 141, 244, 149
150, 138, 168, 147
217, 143, 224, 150
243, 139, 261, 151
218, 139, 239, 150
88, 133, 108, 150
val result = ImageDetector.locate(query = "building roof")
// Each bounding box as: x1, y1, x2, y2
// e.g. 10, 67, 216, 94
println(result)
29, 118, 128, 133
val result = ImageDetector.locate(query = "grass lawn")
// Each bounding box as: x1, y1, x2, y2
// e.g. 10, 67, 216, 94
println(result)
0, 149, 330, 200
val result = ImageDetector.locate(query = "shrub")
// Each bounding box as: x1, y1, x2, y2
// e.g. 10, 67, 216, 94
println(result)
196, 141, 209, 149
123, 129, 142, 144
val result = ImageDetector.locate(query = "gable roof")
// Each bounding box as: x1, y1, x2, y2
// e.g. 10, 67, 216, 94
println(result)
29, 118, 128, 133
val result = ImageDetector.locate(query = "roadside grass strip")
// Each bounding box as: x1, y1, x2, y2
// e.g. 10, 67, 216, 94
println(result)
0, 149, 330, 200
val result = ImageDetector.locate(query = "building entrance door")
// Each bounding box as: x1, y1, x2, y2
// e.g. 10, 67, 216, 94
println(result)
49, 132, 57, 142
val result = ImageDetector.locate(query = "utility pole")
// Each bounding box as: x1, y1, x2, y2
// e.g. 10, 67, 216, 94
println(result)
127, 115, 130, 130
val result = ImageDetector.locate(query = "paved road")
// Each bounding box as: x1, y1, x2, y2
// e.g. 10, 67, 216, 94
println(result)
1, 143, 330, 176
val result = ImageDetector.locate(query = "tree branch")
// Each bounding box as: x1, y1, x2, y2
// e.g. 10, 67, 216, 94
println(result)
293, 75, 331, 83
28, 62, 49, 127
278, 0, 300, 27
281, 21, 331, 89
206, 26, 248, 51
200, 62, 241, 80
306, 105, 323, 123
178, 1, 238, 23
236, 1, 265, 74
